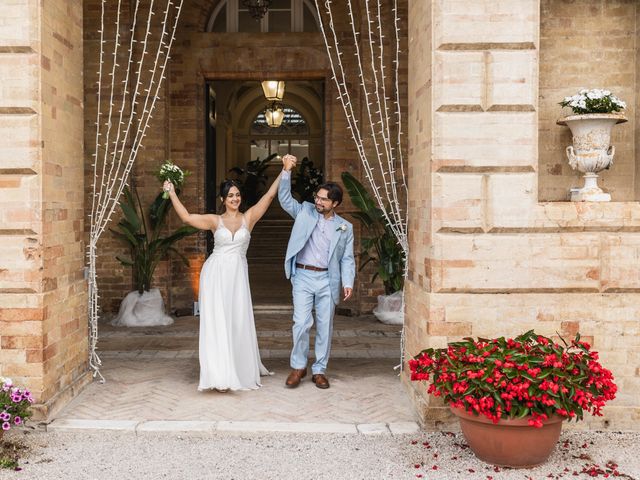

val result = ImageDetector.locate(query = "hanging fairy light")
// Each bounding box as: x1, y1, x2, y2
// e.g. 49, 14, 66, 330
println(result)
264, 102, 285, 128
314, 0, 408, 370
242, 0, 271, 19
261, 80, 285, 102
88, 0, 185, 381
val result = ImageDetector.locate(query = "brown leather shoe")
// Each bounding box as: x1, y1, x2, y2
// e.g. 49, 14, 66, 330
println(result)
312, 374, 330, 389
285, 368, 307, 388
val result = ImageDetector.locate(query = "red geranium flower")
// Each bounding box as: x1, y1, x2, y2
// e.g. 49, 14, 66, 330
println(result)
409, 330, 617, 427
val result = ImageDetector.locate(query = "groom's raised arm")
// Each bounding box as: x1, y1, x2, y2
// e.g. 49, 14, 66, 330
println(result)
278, 155, 302, 219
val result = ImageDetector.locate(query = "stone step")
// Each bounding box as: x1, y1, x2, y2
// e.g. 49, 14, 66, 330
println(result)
97, 314, 401, 358
98, 332, 400, 346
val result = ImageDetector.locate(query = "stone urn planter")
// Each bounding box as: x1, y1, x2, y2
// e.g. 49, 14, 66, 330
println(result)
450, 406, 564, 468
556, 113, 627, 202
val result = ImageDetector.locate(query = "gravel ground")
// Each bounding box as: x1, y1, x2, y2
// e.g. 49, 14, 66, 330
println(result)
0, 429, 638, 480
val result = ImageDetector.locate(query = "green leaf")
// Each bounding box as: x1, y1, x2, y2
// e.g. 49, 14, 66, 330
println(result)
358, 256, 376, 272
115, 255, 134, 266
341, 171, 380, 215
119, 188, 142, 231
341, 170, 405, 293
112, 185, 198, 291
149, 192, 170, 231
350, 211, 376, 229
110, 227, 139, 247
167, 247, 190, 266
160, 226, 199, 247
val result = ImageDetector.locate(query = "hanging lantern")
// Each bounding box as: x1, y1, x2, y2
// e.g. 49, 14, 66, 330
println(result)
242, 0, 271, 20
265, 103, 285, 128
261, 80, 285, 102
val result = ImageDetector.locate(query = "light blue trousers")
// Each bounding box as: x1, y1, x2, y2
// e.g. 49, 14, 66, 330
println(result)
290, 269, 336, 375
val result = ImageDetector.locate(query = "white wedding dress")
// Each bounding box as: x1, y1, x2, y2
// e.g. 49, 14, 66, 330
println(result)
198, 216, 271, 391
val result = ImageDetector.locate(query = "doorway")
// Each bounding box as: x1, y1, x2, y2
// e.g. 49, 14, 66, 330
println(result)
204, 79, 325, 307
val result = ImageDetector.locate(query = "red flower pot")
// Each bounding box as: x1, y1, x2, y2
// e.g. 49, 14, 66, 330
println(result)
450, 407, 564, 468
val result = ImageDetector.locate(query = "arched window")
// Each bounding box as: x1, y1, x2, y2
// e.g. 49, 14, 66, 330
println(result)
250, 105, 310, 160
206, 0, 320, 33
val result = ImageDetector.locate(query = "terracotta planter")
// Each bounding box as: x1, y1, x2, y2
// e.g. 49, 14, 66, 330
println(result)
450, 407, 564, 468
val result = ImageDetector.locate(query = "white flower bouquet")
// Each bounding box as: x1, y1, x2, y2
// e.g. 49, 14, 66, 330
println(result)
157, 160, 190, 199
559, 89, 626, 115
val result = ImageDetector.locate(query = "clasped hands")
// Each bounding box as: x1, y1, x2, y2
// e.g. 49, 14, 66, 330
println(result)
282, 154, 298, 171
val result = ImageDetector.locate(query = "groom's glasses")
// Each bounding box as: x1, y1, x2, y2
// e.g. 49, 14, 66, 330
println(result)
313, 194, 331, 203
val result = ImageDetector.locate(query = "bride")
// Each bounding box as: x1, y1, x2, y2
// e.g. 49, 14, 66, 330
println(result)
163, 172, 282, 391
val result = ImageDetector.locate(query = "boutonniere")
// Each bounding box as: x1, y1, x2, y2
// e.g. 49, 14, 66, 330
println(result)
336, 223, 347, 232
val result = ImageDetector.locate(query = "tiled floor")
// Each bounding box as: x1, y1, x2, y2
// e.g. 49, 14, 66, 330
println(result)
51, 313, 418, 433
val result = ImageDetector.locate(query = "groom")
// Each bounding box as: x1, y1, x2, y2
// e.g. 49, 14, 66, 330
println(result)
279, 154, 356, 389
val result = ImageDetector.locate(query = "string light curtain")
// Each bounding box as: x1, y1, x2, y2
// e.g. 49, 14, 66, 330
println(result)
87, 0, 184, 380
314, 0, 408, 365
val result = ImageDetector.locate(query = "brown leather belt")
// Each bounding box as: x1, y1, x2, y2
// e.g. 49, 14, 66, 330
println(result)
296, 263, 328, 272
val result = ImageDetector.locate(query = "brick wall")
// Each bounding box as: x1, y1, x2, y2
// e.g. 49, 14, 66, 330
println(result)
83, 0, 408, 315
404, 0, 640, 430
0, 0, 90, 419
539, 0, 637, 201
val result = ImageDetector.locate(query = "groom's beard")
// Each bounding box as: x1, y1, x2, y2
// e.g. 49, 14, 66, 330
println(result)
315, 204, 334, 215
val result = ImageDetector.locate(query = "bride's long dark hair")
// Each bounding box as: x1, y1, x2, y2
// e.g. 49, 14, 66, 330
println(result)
218, 179, 243, 214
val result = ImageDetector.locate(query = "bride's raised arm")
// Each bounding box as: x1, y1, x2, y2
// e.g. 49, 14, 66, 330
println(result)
244, 170, 283, 231
163, 180, 217, 231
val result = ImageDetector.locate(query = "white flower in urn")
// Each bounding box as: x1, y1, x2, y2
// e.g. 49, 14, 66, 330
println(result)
336, 223, 347, 232
557, 88, 628, 202
560, 88, 626, 115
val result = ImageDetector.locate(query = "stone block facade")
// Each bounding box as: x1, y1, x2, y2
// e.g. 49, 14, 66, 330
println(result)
0, 0, 90, 419
404, 0, 640, 430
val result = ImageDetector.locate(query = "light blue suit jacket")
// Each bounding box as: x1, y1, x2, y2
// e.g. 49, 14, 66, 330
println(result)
278, 172, 356, 305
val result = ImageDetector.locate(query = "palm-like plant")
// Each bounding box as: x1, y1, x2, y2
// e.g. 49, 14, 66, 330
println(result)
111, 186, 198, 294
292, 156, 324, 202
341, 172, 404, 294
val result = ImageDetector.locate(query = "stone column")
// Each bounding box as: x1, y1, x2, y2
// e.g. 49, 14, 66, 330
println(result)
0, 0, 90, 419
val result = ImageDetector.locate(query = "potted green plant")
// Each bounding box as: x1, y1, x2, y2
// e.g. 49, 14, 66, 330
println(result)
409, 330, 617, 468
341, 172, 405, 324
557, 89, 627, 201
292, 156, 323, 202
110, 186, 198, 326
